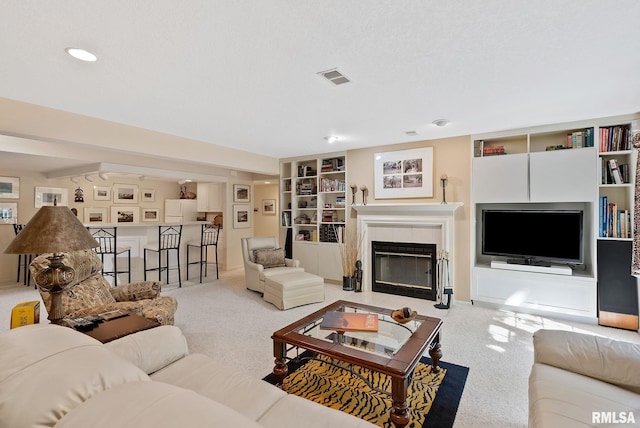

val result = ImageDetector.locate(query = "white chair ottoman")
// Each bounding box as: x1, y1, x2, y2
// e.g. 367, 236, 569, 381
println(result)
263, 271, 325, 310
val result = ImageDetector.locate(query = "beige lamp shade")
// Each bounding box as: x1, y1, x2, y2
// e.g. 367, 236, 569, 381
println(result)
4, 206, 99, 254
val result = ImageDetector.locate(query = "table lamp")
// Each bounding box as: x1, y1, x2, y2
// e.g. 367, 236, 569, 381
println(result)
4, 203, 99, 323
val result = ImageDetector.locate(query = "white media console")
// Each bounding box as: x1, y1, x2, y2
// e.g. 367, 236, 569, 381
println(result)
490, 260, 573, 276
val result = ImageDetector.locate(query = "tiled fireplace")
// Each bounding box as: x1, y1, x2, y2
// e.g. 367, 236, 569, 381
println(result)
353, 203, 462, 295
372, 240, 437, 300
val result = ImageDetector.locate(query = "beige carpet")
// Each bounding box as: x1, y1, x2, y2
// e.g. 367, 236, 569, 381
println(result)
1, 269, 639, 427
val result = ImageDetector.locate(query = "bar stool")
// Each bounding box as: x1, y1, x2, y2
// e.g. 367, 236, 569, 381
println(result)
88, 227, 131, 286
186, 224, 220, 283
144, 225, 183, 287
13, 224, 36, 288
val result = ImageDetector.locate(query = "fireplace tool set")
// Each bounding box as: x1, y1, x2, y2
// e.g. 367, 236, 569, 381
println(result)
435, 249, 453, 309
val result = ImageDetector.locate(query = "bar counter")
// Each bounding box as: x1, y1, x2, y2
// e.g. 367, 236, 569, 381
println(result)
84, 221, 216, 284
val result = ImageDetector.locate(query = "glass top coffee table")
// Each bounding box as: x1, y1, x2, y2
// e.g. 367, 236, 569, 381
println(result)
271, 300, 443, 428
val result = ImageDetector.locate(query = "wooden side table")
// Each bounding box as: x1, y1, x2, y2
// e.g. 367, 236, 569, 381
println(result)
82, 313, 160, 343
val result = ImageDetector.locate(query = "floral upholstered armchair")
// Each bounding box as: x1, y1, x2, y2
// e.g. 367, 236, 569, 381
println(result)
29, 249, 177, 325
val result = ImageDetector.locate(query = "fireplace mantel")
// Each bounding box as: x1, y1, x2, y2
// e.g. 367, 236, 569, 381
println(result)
353, 202, 463, 294
353, 202, 463, 215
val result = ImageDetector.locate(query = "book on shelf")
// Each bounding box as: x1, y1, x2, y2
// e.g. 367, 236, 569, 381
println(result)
482, 145, 505, 156
608, 159, 623, 184
319, 311, 379, 332
566, 128, 594, 149
320, 157, 344, 172
281, 211, 291, 227
474, 140, 484, 157
600, 125, 630, 152
599, 195, 631, 238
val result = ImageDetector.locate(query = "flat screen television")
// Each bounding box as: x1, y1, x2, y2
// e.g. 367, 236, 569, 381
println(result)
482, 209, 583, 266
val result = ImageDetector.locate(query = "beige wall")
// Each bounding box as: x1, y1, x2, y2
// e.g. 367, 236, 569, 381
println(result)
252, 184, 280, 238
346, 135, 472, 301
0, 169, 184, 284
225, 172, 255, 271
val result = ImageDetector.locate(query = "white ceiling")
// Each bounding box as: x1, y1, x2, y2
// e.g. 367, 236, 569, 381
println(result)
1, 1, 639, 163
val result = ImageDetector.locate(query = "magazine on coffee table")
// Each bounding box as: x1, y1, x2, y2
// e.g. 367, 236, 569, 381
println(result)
319, 311, 379, 332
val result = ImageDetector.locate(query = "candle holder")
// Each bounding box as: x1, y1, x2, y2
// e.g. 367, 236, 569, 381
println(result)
350, 185, 358, 205
440, 174, 448, 205
360, 186, 368, 205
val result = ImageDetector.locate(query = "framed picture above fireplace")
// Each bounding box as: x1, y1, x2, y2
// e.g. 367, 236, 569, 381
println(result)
373, 147, 433, 199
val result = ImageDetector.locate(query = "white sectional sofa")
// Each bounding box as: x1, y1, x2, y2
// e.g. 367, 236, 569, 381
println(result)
0, 324, 375, 428
529, 329, 640, 427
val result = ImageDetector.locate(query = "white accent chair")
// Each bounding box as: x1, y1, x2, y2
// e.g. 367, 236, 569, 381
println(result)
241, 237, 303, 293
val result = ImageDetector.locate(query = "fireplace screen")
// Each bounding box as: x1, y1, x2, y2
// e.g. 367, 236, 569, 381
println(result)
372, 241, 436, 300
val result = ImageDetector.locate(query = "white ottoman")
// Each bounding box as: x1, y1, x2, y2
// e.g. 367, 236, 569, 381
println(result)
263, 271, 325, 310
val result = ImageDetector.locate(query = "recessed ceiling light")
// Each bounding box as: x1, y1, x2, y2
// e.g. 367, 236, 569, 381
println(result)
264, 181, 271, 184
65, 47, 98, 62
432, 119, 450, 127
324, 136, 339, 144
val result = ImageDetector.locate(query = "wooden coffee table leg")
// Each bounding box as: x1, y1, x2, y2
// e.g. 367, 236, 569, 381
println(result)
429, 341, 442, 373
390, 376, 410, 428
272, 340, 288, 387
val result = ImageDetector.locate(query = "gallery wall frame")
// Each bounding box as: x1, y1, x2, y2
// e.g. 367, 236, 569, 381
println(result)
35, 187, 69, 208
113, 184, 139, 204
233, 184, 250, 202
142, 208, 160, 222
110, 206, 139, 224
0, 176, 19, 199
84, 207, 108, 223
233, 204, 251, 228
0, 202, 17, 224
262, 199, 276, 215
93, 185, 111, 201
141, 189, 155, 202
373, 147, 434, 199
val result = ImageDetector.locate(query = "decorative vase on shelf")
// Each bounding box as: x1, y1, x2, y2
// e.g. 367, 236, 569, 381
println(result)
342, 276, 355, 291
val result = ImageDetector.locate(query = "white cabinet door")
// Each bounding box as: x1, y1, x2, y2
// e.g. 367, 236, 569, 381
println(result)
197, 183, 221, 212
316, 243, 342, 282
165, 199, 182, 217
529, 148, 596, 202
293, 241, 319, 275
472, 154, 529, 202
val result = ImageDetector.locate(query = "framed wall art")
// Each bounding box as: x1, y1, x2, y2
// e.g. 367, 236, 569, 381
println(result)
142, 208, 160, 222
373, 147, 433, 199
113, 184, 139, 204
84, 207, 108, 223
233, 184, 250, 202
141, 189, 155, 202
110, 206, 139, 224
233, 204, 251, 228
0, 176, 19, 199
0, 202, 17, 224
262, 199, 276, 215
35, 187, 69, 208
93, 185, 111, 201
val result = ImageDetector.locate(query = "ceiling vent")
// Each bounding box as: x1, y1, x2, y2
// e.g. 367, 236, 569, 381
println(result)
405, 131, 418, 136
317, 68, 350, 85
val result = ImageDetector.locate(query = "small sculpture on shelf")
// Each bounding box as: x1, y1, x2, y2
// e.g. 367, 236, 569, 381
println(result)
354, 260, 362, 292
74, 187, 84, 203
350, 184, 358, 205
